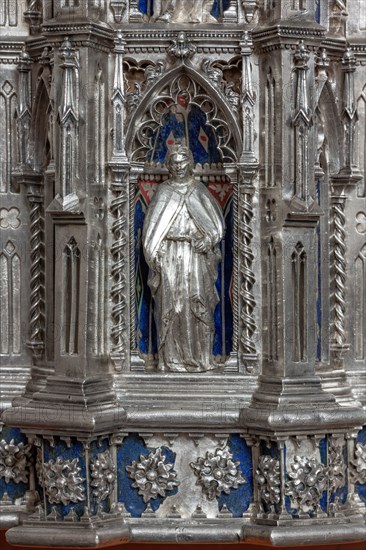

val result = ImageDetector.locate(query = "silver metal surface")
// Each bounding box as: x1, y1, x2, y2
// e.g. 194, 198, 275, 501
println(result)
142, 145, 224, 372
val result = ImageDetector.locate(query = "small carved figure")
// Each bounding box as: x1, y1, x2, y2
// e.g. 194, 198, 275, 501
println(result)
224, 81, 240, 116
168, 31, 196, 60
144, 61, 165, 87
153, 0, 216, 23
142, 145, 224, 372
126, 82, 142, 113
202, 60, 224, 91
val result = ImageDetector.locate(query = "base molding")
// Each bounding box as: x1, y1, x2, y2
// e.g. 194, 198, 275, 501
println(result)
244, 522, 366, 547
6, 517, 130, 548
6, 517, 366, 547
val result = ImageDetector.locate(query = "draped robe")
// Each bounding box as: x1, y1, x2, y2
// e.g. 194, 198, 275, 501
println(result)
153, 0, 215, 23
142, 179, 224, 372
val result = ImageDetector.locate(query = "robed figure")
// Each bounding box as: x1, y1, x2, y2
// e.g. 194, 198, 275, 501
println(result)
152, 0, 216, 23
142, 145, 224, 372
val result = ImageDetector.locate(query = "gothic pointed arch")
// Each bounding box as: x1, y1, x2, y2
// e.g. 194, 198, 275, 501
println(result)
125, 64, 242, 164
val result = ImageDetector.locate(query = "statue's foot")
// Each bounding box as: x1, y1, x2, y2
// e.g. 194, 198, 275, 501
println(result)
157, 14, 172, 22
203, 14, 218, 23
167, 363, 187, 372
157, 362, 168, 372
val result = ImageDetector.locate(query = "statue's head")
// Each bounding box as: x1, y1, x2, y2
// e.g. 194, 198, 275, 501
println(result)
166, 144, 194, 181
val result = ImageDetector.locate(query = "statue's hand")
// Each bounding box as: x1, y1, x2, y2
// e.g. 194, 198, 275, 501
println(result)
193, 235, 211, 254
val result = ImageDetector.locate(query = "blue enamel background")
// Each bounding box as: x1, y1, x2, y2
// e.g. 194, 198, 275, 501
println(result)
217, 435, 253, 516
118, 434, 252, 517
135, 181, 233, 359
117, 434, 178, 517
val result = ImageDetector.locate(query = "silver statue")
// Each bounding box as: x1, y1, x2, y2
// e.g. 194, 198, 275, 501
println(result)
142, 145, 224, 372
153, 0, 216, 23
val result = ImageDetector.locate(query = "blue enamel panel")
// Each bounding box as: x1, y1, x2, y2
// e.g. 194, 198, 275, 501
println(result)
149, 104, 223, 165
138, 0, 150, 15
212, 0, 231, 17
217, 435, 253, 516
43, 438, 87, 517
318, 438, 327, 512
357, 427, 366, 444
117, 434, 178, 517
0, 427, 30, 503
260, 440, 279, 459
315, 0, 320, 23
213, 202, 233, 357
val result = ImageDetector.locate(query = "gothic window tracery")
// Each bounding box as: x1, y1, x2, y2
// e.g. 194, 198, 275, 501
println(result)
0, 241, 20, 355
62, 237, 80, 355
292, 242, 307, 363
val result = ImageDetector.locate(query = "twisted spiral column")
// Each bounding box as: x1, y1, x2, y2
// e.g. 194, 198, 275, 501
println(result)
232, 182, 239, 353
27, 195, 44, 356
110, 180, 128, 366
332, 200, 346, 348
129, 176, 137, 350
239, 186, 256, 357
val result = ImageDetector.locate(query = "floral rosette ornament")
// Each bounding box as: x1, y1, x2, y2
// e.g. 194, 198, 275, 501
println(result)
39, 457, 85, 505
350, 443, 366, 485
328, 441, 346, 493
190, 446, 246, 500
256, 455, 281, 506
285, 456, 327, 512
0, 439, 32, 484
90, 450, 117, 503
126, 448, 179, 503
